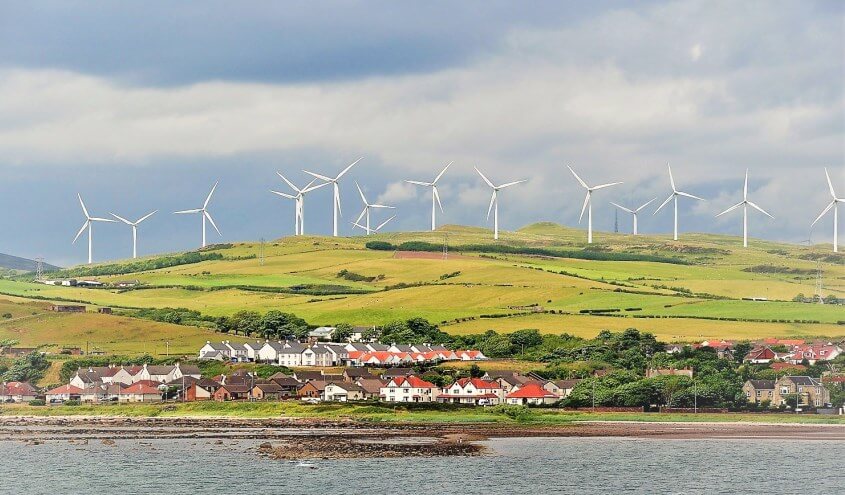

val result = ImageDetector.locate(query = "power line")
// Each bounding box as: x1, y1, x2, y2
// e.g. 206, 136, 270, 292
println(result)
258, 238, 266, 266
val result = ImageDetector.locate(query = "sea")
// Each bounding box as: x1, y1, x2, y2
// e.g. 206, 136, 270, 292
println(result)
3, 437, 843, 494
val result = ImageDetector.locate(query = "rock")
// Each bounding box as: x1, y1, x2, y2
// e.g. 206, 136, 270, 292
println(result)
102, 439, 116, 446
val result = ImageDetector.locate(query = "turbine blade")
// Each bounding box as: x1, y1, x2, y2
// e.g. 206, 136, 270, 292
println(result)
90, 217, 116, 222
667, 163, 676, 192
276, 172, 300, 193
486, 191, 496, 220
743, 169, 749, 201
355, 207, 367, 225
376, 215, 396, 231
110, 213, 132, 225
825, 168, 836, 198
303, 170, 333, 182
677, 191, 705, 201
355, 181, 368, 205
812, 201, 835, 226
654, 194, 675, 215
335, 186, 343, 218
609, 202, 634, 214
302, 181, 330, 193
433, 161, 452, 184
578, 192, 590, 223
433, 186, 444, 213
404, 180, 431, 186
747, 200, 774, 219
270, 190, 296, 200
635, 198, 658, 212
351, 221, 370, 233
591, 181, 623, 190
203, 181, 218, 209
72, 221, 89, 244
174, 208, 202, 214
77, 194, 90, 219
136, 210, 157, 224
370, 204, 395, 209
497, 180, 526, 189
204, 211, 221, 235
475, 167, 494, 188
335, 157, 363, 180
567, 166, 588, 189
716, 202, 743, 217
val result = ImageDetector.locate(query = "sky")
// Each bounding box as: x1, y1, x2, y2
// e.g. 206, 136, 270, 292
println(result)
0, 0, 843, 266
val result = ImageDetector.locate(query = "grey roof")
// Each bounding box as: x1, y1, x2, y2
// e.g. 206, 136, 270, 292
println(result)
347, 343, 370, 352
747, 380, 776, 390
264, 341, 287, 351
226, 342, 248, 351
280, 342, 306, 353
146, 365, 176, 375
205, 342, 230, 351
382, 368, 414, 377
368, 343, 390, 351
355, 378, 386, 394
391, 344, 414, 352
783, 376, 821, 386
179, 364, 201, 375
271, 377, 302, 388
554, 379, 582, 390
294, 371, 324, 381
244, 341, 265, 350
254, 383, 283, 393
343, 368, 373, 378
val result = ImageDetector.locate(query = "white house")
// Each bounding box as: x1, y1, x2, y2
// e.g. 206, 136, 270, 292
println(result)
438, 378, 503, 405
198, 341, 231, 360
224, 342, 249, 362
380, 376, 440, 403
277, 342, 306, 367
244, 341, 265, 361
258, 341, 286, 363
324, 382, 367, 402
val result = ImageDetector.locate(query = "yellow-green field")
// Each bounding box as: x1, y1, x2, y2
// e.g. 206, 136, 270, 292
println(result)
1, 223, 842, 353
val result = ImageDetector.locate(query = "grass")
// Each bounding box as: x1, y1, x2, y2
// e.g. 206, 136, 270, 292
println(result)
2, 401, 844, 425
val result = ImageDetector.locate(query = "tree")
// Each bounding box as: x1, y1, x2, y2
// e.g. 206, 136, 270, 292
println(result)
733, 342, 752, 364
468, 364, 484, 378
509, 329, 542, 355
3, 352, 50, 382
333, 323, 354, 342
480, 333, 512, 358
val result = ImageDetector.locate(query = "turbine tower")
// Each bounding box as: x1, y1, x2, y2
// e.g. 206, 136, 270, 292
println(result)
271, 174, 328, 235
405, 161, 452, 231
610, 198, 657, 235
352, 215, 396, 235
110, 210, 157, 259
354, 182, 395, 235
304, 157, 362, 237
812, 167, 844, 253
174, 182, 221, 248
568, 166, 623, 244
715, 169, 774, 248
72, 194, 116, 264
475, 167, 526, 240
654, 164, 705, 241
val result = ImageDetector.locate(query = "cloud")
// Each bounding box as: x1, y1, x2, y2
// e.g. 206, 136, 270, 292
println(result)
376, 181, 418, 204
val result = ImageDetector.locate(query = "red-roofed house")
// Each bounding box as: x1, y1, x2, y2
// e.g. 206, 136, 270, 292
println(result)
0, 382, 39, 402
438, 378, 503, 405
505, 382, 560, 405
380, 375, 440, 403
120, 382, 162, 402
787, 344, 842, 365
45, 385, 83, 403
744, 347, 777, 364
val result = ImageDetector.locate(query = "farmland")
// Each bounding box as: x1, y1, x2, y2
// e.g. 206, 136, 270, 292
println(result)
0, 223, 842, 351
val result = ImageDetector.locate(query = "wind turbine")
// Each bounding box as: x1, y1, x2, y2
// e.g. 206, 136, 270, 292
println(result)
568, 166, 623, 243
475, 167, 526, 240
812, 167, 844, 253
715, 169, 773, 248
653, 164, 705, 241
354, 182, 395, 235
405, 161, 452, 231
303, 157, 362, 237
610, 198, 657, 235
352, 215, 396, 235
271, 174, 328, 236
174, 182, 221, 248
72, 194, 116, 265
110, 210, 157, 259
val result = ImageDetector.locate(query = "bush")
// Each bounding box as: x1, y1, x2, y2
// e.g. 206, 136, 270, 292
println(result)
28, 399, 45, 406
64, 400, 80, 406
364, 241, 396, 251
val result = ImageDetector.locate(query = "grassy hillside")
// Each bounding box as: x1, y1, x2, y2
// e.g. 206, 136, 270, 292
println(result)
1, 223, 842, 349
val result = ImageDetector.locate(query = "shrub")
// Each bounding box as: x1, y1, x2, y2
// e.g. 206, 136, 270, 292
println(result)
28, 399, 45, 406
64, 400, 80, 406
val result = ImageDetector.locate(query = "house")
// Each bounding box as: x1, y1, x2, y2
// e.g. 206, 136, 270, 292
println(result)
277, 342, 307, 367
664, 344, 686, 354
742, 380, 776, 405
547, 379, 581, 398
224, 341, 249, 362
342, 367, 373, 382
646, 368, 694, 379
268, 377, 302, 399
324, 382, 367, 402
70, 366, 116, 388
355, 378, 386, 399
774, 376, 830, 407
138, 364, 178, 383
506, 383, 560, 405
48, 305, 86, 313
45, 385, 83, 403
0, 382, 39, 402
252, 383, 284, 400
308, 326, 336, 341
381, 368, 414, 380
198, 341, 231, 360
483, 371, 533, 393
185, 379, 221, 401
97, 307, 113, 314
212, 384, 251, 401
438, 378, 503, 405
786, 344, 843, 365
258, 341, 286, 363
298, 381, 327, 400
301, 346, 335, 367
244, 341, 266, 362
120, 382, 162, 402
744, 347, 777, 364
293, 371, 324, 382
380, 376, 440, 403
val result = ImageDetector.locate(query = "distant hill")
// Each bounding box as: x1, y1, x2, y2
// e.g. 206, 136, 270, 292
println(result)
0, 253, 60, 272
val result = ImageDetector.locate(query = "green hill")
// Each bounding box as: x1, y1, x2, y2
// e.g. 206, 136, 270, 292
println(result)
0, 223, 842, 349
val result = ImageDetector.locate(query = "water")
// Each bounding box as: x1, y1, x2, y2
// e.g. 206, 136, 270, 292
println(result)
3, 437, 843, 494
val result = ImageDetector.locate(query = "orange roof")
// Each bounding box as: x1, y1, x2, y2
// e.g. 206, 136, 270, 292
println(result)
455, 377, 500, 390
45, 384, 83, 395
123, 382, 161, 395
506, 383, 558, 399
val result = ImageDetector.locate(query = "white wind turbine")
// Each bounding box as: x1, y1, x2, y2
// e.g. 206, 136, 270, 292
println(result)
653, 164, 705, 241
174, 182, 221, 248
352, 215, 396, 235
568, 166, 623, 244
812, 167, 844, 253
110, 210, 157, 259
271, 174, 328, 236
72, 194, 116, 265
475, 167, 526, 240
610, 198, 657, 236
405, 161, 452, 231
715, 169, 773, 248
304, 157, 362, 237
354, 182, 395, 235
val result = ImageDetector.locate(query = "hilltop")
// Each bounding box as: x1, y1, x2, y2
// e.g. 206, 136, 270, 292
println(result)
0, 253, 60, 273
0, 223, 842, 353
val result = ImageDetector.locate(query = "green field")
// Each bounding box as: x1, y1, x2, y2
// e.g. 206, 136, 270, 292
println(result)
2, 223, 842, 351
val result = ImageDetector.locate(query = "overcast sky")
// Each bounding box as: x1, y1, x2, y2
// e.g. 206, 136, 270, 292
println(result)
0, 1, 843, 266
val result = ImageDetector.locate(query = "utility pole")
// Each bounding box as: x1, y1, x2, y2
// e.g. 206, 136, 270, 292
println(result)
694, 380, 697, 414
592, 379, 596, 411
443, 233, 448, 260
259, 238, 266, 266
614, 209, 619, 234
35, 257, 44, 281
